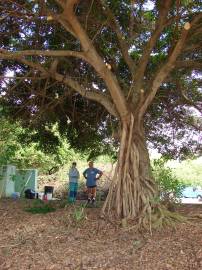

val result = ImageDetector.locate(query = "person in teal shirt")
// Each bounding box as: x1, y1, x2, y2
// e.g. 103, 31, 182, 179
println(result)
83, 161, 103, 204
68, 162, 80, 203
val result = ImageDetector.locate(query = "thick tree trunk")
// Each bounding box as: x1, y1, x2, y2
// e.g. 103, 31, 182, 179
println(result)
102, 114, 156, 226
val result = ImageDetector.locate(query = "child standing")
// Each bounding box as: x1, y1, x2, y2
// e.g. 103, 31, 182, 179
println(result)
68, 162, 80, 203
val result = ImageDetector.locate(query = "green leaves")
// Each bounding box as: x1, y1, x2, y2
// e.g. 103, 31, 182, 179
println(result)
72, 205, 86, 223
0, 116, 78, 173
152, 158, 185, 202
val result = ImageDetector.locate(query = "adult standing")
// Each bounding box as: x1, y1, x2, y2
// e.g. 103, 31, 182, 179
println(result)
68, 162, 80, 203
83, 161, 103, 204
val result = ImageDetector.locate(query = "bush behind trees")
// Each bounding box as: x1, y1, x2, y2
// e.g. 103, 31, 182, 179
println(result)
152, 158, 185, 204
0, 117, 78, 174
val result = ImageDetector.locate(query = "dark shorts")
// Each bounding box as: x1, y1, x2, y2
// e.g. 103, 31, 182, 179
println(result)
87, 185, 96, 188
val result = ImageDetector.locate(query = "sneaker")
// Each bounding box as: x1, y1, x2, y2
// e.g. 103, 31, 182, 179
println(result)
87, 198, 91, 204
92, 198, 96, 205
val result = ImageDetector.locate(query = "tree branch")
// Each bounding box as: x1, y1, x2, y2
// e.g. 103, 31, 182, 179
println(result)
185, 118, 202, 132
139, 22, 192, 118
129, 0, 137, 38
175, 60, 202, 70
180, 89, 202, 113
132, 1, 172, 93
1, 56, 118, 117
65, 0, 79, 9
183, 44, 202, 52
0, 49, 87, 61
61, 1, 129, 119
52, 72, 118, 117
100, 0, 135, 73
55, 0, 66, 9
0, 76, 46, 80
49, 14, 77, 38
20, 58, 49, 75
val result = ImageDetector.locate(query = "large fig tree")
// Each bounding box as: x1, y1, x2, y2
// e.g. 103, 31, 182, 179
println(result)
0, 0, 201, 223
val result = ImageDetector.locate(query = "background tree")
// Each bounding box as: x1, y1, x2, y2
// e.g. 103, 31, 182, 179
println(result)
0, 111, 76, 173
0, 0, 201, 225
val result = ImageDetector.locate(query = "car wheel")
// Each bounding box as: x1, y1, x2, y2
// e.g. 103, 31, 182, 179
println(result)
197, 195, 202, 200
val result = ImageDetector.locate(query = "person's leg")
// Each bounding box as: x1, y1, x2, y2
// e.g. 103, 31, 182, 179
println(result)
91, 187, 96, 204
87, 187, 92, 203
73, 183, 78, 202
68, 182, 75, 203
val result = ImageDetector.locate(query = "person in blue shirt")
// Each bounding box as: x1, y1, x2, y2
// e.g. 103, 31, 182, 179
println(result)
68, 162, 80, 203
83, 161, 103, 204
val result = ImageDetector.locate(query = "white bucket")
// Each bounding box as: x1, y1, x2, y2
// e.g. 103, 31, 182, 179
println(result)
38, 192, 44, 200
46, 193, 52, 200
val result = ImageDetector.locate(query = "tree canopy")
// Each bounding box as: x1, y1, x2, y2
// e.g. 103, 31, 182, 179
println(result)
0, 0, 201, 159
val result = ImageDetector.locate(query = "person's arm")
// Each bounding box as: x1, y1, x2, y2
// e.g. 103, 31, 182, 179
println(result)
96, 170, 103, 180
83, 169, 87, 179
68, 168, 72, 177
77, 169, 80, 179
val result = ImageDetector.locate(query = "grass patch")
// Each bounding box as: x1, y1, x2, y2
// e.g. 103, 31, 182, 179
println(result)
25, 200, 56, 214
72, 205, 86, 222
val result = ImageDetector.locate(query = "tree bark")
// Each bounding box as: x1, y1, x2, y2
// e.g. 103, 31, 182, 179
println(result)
102, 114, 156, 224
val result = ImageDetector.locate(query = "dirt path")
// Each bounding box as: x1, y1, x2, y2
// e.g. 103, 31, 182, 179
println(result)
0, 199, 202, 270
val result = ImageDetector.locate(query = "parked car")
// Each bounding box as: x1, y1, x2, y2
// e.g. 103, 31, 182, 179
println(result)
181, 187, 202, 199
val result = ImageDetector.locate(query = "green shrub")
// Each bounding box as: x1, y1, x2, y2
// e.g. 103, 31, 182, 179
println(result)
72, 205, 86, 222
152, 158, 185, 203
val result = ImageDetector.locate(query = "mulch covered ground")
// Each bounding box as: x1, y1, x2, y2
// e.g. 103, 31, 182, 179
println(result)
0, 199, 202, 270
